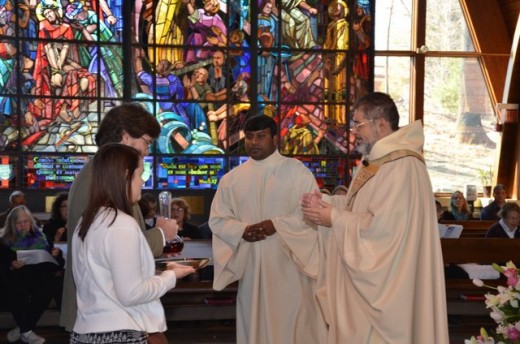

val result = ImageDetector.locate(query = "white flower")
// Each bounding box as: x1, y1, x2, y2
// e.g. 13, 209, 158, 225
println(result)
490, 307, 504, 322
485, 294, 500, 308
466, 261, 520, 343
473, 279, 485, 287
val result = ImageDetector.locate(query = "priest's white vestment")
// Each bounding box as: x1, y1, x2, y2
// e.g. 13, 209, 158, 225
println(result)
319, 121, 449, 343
210, 150, 327, 344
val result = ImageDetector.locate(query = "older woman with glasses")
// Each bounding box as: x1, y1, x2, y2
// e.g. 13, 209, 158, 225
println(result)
0, 205, 63, 344
171, 198, 202, 240
485, 202, 520, 238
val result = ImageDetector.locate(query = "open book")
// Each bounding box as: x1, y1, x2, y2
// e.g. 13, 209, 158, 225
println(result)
17, 249, 58, 265
438, 224, 464, 238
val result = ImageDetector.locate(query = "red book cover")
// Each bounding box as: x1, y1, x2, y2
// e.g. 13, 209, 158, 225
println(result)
204, 297, 235, 305
460, 294, 486, 301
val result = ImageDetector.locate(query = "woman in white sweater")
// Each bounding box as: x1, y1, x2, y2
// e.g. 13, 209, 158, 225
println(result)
70, 143, 194, 344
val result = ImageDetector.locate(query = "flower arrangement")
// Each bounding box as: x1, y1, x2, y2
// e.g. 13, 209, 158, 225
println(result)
465, 261, 520, 344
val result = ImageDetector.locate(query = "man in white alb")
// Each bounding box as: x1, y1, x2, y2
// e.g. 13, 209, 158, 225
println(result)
210, 115, 327, 344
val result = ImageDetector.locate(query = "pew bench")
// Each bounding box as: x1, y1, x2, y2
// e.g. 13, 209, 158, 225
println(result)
439, 220, 495, 238
441, 238, 520, 316
0, 240, 237, 329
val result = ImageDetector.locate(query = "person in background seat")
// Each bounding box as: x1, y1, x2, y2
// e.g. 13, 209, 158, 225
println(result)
171, 197, 201, 240
441, 191, 473, 221
0, 191, 26, 227
42, 192, 69, 310
43, 192, 68, 244
0, 205, 64, 344
485, 202, 520, 238
138, 193, 157, 230
480, 184, 507, 220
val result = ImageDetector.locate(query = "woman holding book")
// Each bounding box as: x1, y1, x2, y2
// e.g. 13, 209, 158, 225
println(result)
0, 205, 62, 344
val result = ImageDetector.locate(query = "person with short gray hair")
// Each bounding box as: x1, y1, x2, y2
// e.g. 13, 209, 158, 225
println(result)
485, 202, 520, 238
0, 190, 26, 227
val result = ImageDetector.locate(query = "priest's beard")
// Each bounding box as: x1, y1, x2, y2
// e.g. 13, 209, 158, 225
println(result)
356, 142, 372, 156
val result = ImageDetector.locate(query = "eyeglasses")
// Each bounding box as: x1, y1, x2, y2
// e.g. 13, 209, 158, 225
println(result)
171, 207, 185, 213
349, 119, 374, 131
140, 137, 153, 147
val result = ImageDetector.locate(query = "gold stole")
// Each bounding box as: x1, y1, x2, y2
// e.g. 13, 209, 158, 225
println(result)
345, 149, 425, 211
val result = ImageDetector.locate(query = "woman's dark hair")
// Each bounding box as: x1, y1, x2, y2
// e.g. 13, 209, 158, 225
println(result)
138, 193, 157, 218
78, 143, 141, 240
50, 192, 68, 220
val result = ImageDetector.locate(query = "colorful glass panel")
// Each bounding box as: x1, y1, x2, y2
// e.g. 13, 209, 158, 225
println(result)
0, 0, 373, 188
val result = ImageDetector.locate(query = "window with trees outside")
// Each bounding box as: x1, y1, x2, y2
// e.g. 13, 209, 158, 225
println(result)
375, 0, 500, 193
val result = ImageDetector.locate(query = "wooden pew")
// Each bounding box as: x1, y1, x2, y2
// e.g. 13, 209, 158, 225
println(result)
159, 240, 237, 321
161, 280, 237, 321
441, 238, 520, 316
439, 220, 495, 238
0, 240, 237, 329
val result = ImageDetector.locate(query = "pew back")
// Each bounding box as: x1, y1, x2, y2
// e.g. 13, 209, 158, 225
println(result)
439, 220, 495, 238
441, 238, 520, 316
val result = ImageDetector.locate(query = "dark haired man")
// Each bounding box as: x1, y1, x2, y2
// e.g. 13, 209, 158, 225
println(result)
302, 92, 449, 343
480, 184, 507, 220
60, 103, 179, 331
209, 115, 327, 343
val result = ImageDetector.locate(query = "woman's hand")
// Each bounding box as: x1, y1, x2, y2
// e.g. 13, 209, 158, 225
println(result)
165, 262, 196, 279
11, 260, 25, 270
55, 227, 66, 242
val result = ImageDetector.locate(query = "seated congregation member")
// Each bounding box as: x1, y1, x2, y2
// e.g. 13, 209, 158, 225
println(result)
70, 144, 195, 344
331, 185, 348, 196
480, 184, 507, 220
138, 192, 158, 229
43, 192, 68, 244
320, 188, 332, 195
42, 192, 69, 310
485, 202, 520, 238
435, 201, 469, 278
0, 205, 64, 344
0, 191, 26, 227
197, 221, 212, 239
171, 197, 201, 239
435, 200, 443, 222
440, 190, 473, 220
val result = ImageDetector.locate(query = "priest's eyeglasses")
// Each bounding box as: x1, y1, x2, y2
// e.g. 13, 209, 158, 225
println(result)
349, 119, 374, 131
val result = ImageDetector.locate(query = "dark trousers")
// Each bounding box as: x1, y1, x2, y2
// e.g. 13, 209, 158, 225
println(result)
1, 263, 54, 332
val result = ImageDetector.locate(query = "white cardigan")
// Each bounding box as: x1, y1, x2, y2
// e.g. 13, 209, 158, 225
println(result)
72, 207, 177, 333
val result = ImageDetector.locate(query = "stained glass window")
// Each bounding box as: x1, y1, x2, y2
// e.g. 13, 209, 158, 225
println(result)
0, 0, 373, 190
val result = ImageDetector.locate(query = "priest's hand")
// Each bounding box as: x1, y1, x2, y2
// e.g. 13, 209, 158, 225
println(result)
301, 189, 322, 209
302, 199, 333, 227
242, 220, 275, 242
